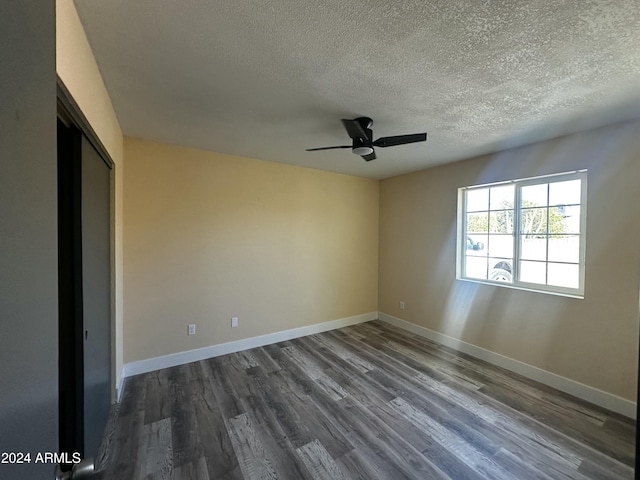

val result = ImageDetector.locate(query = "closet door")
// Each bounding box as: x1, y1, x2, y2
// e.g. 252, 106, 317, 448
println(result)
81, 135, 112, 458
58, 119, 112, 466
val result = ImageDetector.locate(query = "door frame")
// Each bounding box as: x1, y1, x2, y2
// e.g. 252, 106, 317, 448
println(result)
57, 76, 116, 466
57, 78, 114, 170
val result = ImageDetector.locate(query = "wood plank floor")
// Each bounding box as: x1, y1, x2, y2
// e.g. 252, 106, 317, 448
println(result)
97, 321, 635, 479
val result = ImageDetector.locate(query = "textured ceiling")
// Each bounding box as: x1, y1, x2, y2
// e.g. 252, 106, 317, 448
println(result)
74, 0, 640, 179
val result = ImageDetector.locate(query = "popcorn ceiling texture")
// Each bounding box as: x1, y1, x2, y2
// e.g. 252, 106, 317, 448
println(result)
74, 0, 640, 178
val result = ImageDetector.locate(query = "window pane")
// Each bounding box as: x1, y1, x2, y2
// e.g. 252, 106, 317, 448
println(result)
548, 262, 579, 288
521, 236, 546, 261
465, 256, 488, 279
522, 183, 548, 207
467, 212, 488, 233
549, 179, 581, 206
520, 260, 546, 284
489, 211, 513, 233
547, 206, 570, 234
548, 235, 580, 263
488, 234, 513, 258
490, 185, 514, 210
466, 234, 488, 256
459, 172, 585, 295
466, 188, 489, 212
521, 207, 548, 235
557, 205, 581, 234
488, 258, 513, 283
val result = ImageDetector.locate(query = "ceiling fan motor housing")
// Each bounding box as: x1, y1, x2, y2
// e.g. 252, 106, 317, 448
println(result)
352, 127, 373, 155
351, 118, 374, 155
355, 117, 374, 130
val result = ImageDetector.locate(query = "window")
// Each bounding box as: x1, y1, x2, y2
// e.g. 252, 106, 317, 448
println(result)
458, 171, 587, 297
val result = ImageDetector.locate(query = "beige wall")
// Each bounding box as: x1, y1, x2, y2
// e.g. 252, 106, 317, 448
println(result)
123, 138, 379, 363
379, 120, 640, 401
56, 0, 125, 392
56, 0, 123, 162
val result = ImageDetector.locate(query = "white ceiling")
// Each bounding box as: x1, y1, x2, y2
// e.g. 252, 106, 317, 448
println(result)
74, 0, 640, 179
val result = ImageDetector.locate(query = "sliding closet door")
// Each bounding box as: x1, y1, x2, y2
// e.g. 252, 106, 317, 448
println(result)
58, 120, 112, 464
81, 135, 112, 458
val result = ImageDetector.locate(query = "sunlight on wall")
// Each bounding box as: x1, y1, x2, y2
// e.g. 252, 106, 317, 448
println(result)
379, 117, 640, 400
440, 281, 480, 340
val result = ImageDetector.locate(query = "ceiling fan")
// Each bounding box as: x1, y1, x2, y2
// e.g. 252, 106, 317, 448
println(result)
306, 117, 427, 161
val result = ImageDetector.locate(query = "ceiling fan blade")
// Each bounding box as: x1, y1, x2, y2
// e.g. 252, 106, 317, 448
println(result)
341, 118, 370, 141
373, 132, 427, 148
362, 151, 377, 162
305, 145, 352, 151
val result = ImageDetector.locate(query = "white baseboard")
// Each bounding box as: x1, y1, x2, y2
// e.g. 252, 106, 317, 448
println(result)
121, 312, 377, 380
117, 310, 635, 418
378, 312, 636, 419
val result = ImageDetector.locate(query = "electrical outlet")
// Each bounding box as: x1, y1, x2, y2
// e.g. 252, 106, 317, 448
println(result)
231, 316, 239, 328
399, 301, 405, 310
188, 324, 196, 335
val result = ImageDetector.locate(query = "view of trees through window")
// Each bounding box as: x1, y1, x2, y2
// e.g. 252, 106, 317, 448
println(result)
461, 173, 586, 295
467, 200, 569, 238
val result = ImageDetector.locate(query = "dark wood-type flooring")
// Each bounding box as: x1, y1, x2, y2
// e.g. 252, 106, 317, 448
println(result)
96, 321, 635, 479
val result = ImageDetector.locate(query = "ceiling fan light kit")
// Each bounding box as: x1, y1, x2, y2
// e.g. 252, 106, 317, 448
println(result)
352, 146, 374, 156
306, 116, 427, 162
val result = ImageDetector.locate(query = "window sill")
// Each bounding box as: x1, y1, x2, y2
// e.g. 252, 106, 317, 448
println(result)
456, 277, 584, 299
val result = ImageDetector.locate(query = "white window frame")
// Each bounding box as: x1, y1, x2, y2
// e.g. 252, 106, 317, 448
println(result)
457, 170, 587, 298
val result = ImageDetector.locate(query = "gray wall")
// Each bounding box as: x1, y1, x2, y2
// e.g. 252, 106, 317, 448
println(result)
379, 120, 640, 406
0, 1, 58, 479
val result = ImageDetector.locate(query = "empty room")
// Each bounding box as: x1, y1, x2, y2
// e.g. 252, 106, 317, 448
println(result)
2, 1, 640, 479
